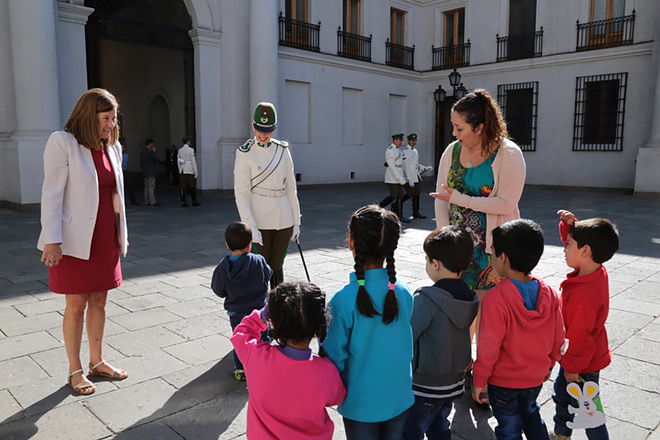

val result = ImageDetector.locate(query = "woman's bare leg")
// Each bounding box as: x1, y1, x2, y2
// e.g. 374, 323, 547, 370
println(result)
86, 291, 107, 367
86, 291, 127, 378
63, 294, 94, 391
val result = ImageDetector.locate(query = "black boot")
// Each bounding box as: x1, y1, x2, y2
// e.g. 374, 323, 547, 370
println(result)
413, 196, 427, 219
397, 199, 410, 223
270, 269, 284, 289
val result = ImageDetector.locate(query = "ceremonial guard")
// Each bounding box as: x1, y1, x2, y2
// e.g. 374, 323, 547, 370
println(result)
177, 137, 199, 207
383, 133, 409, 222
403, 133, 433, 219
234, 102, 301, 288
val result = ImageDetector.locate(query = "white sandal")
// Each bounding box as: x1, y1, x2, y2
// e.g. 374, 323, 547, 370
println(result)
88, 360, 128, 380
68, 369, 96, 395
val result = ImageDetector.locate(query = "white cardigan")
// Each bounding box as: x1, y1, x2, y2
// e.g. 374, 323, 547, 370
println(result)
434, 138, 526, 253
37, 131, 128, 260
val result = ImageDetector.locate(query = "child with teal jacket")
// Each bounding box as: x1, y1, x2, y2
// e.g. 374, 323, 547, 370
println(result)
324, 205, 414, 440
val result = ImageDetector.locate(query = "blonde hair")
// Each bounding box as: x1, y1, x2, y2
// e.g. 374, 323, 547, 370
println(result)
452, 88, 509, 155
65, 88, 119, 150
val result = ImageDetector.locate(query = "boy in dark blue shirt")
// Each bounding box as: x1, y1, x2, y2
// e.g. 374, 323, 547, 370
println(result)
212, 222, 272, 381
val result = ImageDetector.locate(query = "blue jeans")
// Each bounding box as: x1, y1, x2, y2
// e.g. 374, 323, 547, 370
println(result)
228, 311, 268, 370
402, 395, 454, 440
488, 384, 549, 440
343, 409, 408, 440
552, 368, 609, 439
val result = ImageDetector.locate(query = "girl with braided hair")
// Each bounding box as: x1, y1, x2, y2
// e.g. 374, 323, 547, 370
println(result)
230, 281, 346, 439
324, 204, 414, 439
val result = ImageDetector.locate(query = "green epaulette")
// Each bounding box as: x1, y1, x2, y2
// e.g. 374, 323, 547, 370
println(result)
238, 139, 254, 152
271, 139, 289, 148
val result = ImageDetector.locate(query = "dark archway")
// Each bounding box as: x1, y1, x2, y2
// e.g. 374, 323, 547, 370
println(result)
84, 0, 195, 174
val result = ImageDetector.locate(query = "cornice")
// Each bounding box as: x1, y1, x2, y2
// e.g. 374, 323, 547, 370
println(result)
57, 3, 94, 26
189, 28, 222, 47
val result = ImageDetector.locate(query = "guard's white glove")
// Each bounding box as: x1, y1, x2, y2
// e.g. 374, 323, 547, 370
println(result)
408, 180, 415, 187
425, 165, 433, 172
194, 173, 198, 179
252, 228, 263, 246
291, 224, 300, 242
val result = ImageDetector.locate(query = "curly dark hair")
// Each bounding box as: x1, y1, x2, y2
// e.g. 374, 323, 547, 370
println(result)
268, 281, 328, 345
452, 88, 509, 155
349, 204, 402, 324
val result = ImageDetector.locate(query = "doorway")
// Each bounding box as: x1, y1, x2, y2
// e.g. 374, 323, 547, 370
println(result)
84, 0, 195, 177
434, 99, 456, 172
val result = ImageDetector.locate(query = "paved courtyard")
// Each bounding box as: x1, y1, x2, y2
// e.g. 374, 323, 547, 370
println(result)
1, 182, 659, 439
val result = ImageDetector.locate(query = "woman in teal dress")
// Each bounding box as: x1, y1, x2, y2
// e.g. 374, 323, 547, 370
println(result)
432, 90, 526, 297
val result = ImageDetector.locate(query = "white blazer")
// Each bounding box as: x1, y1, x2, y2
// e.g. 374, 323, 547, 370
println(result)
177, 144, 198, 175
37, 131, 128, 260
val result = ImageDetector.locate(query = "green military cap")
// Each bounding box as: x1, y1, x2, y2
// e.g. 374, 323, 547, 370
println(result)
392, 133, 404, 140
253, 102, 277, 132
407, 133, 417, 141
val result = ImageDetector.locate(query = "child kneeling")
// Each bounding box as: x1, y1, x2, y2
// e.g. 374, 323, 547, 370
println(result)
472, 219, 565, 440
230, 282, 346, 440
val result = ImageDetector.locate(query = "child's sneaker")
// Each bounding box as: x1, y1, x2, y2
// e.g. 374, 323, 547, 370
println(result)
549, 433, 570, 440
233, 368, 246, 381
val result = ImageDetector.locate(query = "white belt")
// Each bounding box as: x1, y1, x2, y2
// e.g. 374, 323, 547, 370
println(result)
251, 186, 286, 198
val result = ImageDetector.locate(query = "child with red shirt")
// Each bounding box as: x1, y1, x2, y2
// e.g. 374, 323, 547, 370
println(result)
472, 219, 565, 440
550, 210, 619, 440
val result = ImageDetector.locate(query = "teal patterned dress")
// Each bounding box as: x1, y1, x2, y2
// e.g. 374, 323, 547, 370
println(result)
448, 142, 500, 290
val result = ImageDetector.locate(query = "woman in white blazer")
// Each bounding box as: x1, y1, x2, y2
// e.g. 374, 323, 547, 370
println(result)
38, 89, 129, 395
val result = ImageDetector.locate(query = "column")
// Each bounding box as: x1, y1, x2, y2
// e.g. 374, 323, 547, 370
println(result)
249, 0, 279, 109
56, 2, 94, 126
190, 28, 223, 190
8, 0, 61, 206
634, 5, 660, 195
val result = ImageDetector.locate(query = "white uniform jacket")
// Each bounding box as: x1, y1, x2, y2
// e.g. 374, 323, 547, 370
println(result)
177, 144, 198, 176
37, 131, 128, 259
384, 144, 407, 185
403, 145, 427, 183
234, 137, 301, 231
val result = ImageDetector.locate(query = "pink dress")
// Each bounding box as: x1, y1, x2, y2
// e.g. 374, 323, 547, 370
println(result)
49, 147, 122, 294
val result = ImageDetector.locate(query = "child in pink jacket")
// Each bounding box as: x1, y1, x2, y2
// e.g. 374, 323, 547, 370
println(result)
230, 281, 346, 439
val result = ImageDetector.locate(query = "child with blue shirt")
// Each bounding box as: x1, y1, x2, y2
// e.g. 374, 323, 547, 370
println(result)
211, 222, 272, 381
324, 205, 414, 440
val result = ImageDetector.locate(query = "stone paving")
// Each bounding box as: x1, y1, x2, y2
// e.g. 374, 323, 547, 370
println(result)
0, 181, 659, 439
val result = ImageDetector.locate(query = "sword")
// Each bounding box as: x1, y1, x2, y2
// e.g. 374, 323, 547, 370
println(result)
295, 238, 311, 282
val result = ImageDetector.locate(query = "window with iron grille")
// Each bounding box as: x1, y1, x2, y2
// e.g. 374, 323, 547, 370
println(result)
573, 73, 627, 151
497, 82, 538, 151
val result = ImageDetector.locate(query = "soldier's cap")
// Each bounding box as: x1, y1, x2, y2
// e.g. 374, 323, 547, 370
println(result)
253, 102, 277, 132
392, 133, 404, 140
407, 133, 417, 141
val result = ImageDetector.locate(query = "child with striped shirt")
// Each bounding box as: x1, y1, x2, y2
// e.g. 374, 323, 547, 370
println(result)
402, 226, 480, 439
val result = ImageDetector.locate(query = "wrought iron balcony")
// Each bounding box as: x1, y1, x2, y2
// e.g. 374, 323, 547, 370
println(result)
278, 12, 320, 52
386, 39, 414, 70
432, 40, 471, 70
576, 10, 635, 52
337, 28, 372, 62
496, 28, 543, 62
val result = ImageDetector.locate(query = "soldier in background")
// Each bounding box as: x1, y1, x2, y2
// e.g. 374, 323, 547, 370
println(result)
178, 137, 200, 207
403, 133, 434, 219
381, 133, 410, 223
234, 102, 301, 288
